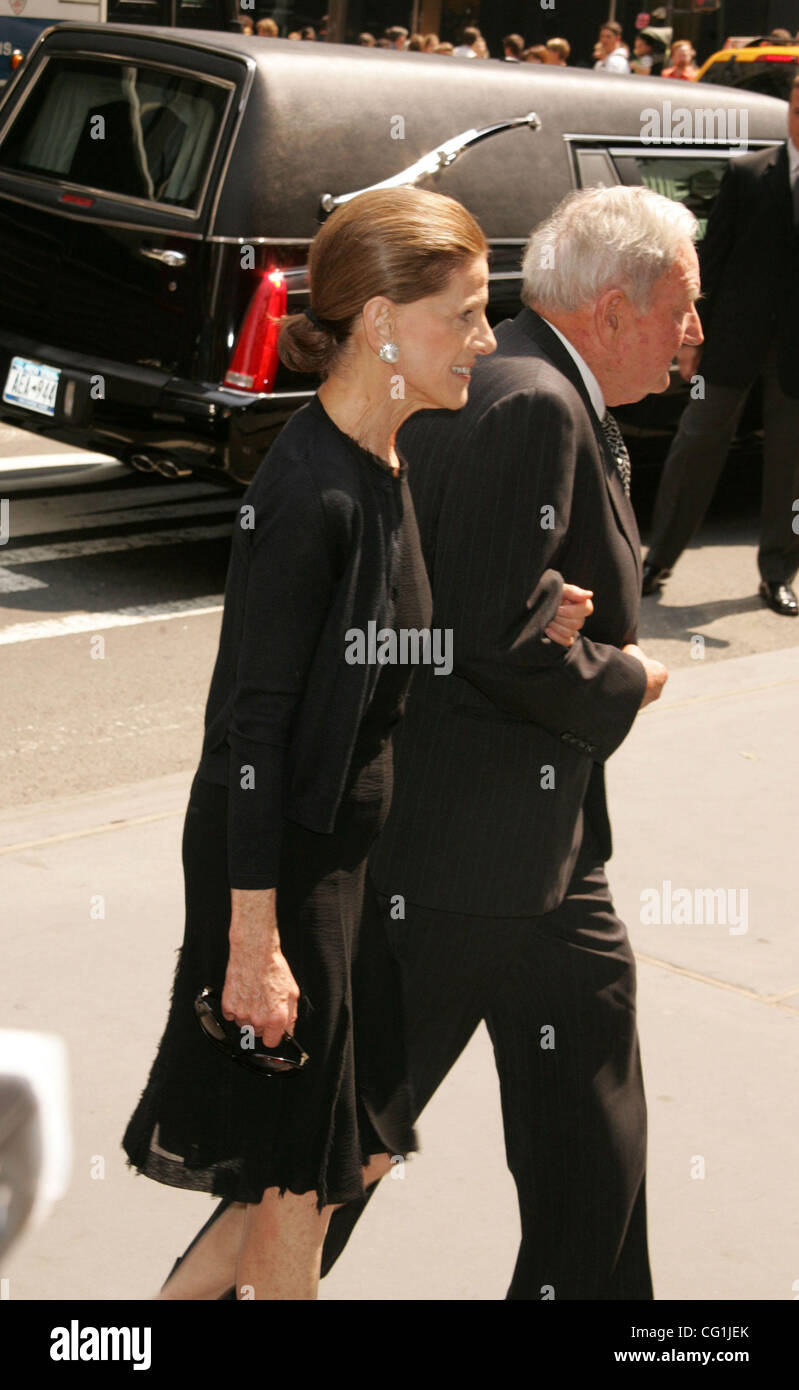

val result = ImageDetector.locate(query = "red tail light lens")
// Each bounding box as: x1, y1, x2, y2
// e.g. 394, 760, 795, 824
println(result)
224, 268, 287, 393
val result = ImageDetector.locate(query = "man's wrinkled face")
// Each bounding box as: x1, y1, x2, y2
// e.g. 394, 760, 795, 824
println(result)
612, 243, 703, 402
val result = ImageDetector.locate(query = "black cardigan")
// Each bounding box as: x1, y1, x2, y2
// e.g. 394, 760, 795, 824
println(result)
196, 393, 422, 888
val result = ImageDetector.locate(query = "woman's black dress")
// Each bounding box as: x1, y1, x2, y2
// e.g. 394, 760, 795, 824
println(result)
122, 398, 432, 1210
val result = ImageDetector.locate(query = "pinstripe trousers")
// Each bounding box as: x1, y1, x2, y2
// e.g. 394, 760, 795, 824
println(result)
321, 818, 654, 1300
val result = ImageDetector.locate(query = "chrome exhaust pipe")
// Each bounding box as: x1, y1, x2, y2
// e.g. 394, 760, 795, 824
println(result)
127, 453, 193, 479
155, 457, 193, 479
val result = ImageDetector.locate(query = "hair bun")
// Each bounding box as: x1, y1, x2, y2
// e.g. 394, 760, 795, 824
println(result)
278, 310, 337, 376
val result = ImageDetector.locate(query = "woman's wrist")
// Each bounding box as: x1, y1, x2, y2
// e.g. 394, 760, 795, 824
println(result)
229, 887, 281, 952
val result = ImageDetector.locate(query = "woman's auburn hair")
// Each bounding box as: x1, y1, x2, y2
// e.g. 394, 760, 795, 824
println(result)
278, 186, 489, 377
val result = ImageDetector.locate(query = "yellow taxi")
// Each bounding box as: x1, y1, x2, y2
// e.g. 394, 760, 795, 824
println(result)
696, 40, 799, 100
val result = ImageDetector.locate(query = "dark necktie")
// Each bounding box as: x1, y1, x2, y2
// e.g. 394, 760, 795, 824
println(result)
600, 410, 631, 498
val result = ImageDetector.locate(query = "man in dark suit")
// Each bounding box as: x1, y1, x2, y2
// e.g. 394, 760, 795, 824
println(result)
321, 185, 702, 1299
643, 76, 799, 615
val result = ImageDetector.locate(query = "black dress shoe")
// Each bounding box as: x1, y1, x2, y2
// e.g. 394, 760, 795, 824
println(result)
759, 580, 798, 616
642, 560, 671, 596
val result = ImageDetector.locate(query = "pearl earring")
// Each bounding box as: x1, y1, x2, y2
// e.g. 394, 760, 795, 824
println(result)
378, 342, 400, 364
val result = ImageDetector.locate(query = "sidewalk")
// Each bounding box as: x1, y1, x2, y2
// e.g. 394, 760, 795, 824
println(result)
1, 646, 797, 1300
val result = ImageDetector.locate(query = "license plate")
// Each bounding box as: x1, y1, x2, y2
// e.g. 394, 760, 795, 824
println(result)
3, 356, 61, 417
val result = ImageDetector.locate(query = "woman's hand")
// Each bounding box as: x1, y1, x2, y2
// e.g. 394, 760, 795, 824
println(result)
544, 582, 594, 647
223, 888, 300, 1048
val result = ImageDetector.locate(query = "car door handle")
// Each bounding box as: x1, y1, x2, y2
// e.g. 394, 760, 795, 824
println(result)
139, 247, 187, 268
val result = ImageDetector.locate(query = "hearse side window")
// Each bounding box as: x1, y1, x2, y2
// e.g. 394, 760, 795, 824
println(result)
0, 56, 231, 210
611, 152, 732, 239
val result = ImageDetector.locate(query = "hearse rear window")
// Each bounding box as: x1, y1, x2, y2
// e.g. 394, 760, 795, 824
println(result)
0, 55, 231, 210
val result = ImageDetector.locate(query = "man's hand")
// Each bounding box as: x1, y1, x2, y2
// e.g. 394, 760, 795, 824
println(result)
622, 643, 669, 708
544, 582, 594, 646
676, 345, 702, 383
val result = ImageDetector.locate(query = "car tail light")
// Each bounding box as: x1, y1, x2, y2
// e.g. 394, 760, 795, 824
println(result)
224, 268, 287, 393
10, 50, 24, 72
757, 53, 799, 62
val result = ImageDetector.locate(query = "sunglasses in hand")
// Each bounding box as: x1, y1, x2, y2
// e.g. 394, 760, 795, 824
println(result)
194, 987, 309, 1075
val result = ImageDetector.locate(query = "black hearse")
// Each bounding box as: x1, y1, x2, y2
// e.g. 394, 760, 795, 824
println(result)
0, 25, 788, 484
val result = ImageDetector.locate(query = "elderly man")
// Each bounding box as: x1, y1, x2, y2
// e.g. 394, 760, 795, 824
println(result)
318, 186, 702, 1301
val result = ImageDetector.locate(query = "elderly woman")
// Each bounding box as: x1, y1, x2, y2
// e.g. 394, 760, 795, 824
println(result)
121, 187, 490, 1300
121, 187, 596, 1302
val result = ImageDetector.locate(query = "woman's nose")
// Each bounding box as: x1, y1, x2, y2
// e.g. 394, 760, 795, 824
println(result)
478, 317, 497, 355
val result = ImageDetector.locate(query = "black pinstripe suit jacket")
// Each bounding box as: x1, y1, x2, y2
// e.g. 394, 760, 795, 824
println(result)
368, 308, 648, 918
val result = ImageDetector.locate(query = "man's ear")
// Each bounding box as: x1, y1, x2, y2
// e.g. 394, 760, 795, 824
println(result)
594, 288, 626, 348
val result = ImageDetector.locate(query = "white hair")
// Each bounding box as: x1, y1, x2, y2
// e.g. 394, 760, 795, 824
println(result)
521, 185, 698, 313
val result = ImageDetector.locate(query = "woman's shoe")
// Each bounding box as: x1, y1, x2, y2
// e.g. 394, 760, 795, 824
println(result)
161, 1196, 234, 1295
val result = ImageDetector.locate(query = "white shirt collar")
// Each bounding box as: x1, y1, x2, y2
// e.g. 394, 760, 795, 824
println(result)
539, 317, 606, 421
788, 138, 799, 181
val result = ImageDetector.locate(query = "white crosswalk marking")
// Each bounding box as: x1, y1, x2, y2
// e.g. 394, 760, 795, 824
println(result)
0, 568, 48, 592
1, 522, 233, 568
0, 595, 224, 645
0, 446, 236, 637
0, 452, 116, 473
